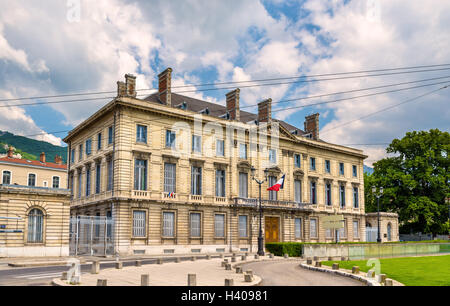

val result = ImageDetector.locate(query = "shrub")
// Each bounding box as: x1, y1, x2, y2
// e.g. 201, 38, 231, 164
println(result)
265, 242, 304, 257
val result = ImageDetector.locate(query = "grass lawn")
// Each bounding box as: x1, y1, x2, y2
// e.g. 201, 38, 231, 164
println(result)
322, 255, 450, 286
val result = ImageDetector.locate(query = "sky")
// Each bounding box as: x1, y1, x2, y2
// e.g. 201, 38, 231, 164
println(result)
0, 0, 449, 166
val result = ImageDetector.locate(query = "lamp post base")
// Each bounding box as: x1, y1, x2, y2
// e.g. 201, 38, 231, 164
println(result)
257, 237, 265, 256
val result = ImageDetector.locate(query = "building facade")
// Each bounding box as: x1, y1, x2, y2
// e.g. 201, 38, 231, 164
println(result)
0, 150, 70, 257
64, 68, 396, 256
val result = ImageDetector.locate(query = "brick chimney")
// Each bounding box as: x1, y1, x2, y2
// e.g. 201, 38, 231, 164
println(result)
258, 98, 272, 123
40, 152, 46, 163
117, 81, 126, 97
158, 68, 172, 106
226, 89, 240, 121
125, 74, 137, 97
54, 154, 63, 165
304, 113, 320, 140
7, 146, 13, 158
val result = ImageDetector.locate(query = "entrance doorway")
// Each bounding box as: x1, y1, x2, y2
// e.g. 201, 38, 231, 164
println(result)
265, 216, 280, 243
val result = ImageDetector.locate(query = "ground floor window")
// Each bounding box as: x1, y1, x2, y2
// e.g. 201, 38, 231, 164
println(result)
132, 210, 146, 237
28, 208, 44, 243
238, 215, 248, 238
214, 214, 225, 238
295, 218, 302, 238
310, 218, 318, 238
353, 220, 359, 238
162, 212, 175, 237
190, 213, 201, 238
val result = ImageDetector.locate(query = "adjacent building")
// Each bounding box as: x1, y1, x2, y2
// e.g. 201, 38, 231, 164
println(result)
64, 68, 398, 256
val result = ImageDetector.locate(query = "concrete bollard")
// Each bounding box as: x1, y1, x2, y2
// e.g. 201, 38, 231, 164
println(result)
225, 263, 232, 270
378, 274, 387, 284
306, 258, 313, 265
269, 254, 274, 259
245, 270, 253, 277
284, 254, 289, 259
97, 279, 107, 286
254, 254, 259, 260
236, 267, 243, 274
332, 263, 339, 270
315, 261, 322, 267
367, 269, 376, 278
244, 273, 253, 283
221, 261, 227, 267
135, 260, 142, 267
91, 261, 100, 274
61, 272, 68, 281
141, 274, 149, 286
175, 257, 181, 263
385, 278, 393, 286
188, 274, 196, 286
157, 258, 163, 265
115, 262, 123, 269
225, 279, 234, 286
231, 257, 237, 263
352, 266, 360, 274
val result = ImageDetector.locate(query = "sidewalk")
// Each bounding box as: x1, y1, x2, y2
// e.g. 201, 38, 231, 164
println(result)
52, 256, 269, 286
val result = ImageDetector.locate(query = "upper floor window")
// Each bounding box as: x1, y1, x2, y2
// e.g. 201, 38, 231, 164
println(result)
97, 133, 102, 150
353, 187, 359, 208
27, 208, 43, 243
78, 171, 82, 198
340, 185, 346, 207
294, 180, 302, 203
85, 139, 92, 156
239, 143, 247, 159
134, 159, 147, 191
294, 154, 301, 168
215, 170, 226, 197
86, 167, 91, 196
310, 181, 317, 204
166, 130, 176, 148
108, 126, 114, 144
28, 173, 36, 187
239, 172, 248, 198
95, 163, 101, 194
107, 159, 113, 191
136, 125, 147, 143
269, 149, 277, 164
192, 135, 201, 153
79, 144, 83, 161
216, 139, 224, 157
339, 162, 345, 175
325, 160, 331, 173
2, 171, 11, 185
52, 176, 60, 189
310, 157, 316, 171
164, 163, 176, 193
268, 176, 277, 201
71, 149, 75, 164
353, 165, 358, 177
325, 183, 332, 206
191, 166, 202, 195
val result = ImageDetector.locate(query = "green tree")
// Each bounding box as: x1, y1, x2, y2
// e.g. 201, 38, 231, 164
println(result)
365, 129, 450, 236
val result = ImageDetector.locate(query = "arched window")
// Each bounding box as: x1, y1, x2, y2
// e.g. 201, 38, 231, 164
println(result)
387, 223, 392, 241
28, 209, 44, 243
2, 171, 11, 185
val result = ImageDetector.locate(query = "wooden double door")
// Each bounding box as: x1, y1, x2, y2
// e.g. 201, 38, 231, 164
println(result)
265, 216, 280, 243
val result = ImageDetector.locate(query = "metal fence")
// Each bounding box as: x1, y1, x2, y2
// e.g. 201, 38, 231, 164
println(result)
69, 216, 114, 256
366, 227, 378, 242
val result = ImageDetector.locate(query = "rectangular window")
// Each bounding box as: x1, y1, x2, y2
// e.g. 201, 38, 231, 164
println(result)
107, 159, 113, 191
326, 228, 333, 239
339, 163, 345, 175
294, 154, 301, 168
106, 210, 112, 238
239, 172, 248, 198
192, 135, 201, 153
95, 212, 101, 239
215, 170, 226, 197
162, 212, 175, 237
325, 183, 332, 206
134, 159, 147, 191
95, 163, 101, 194
268, 176, 277, 201
269, 149, 277, 164
133, 210, 146, 237
325, 160, 331, 173
71, 149, 75, 164
295, 218, 302, 238
70, 173, 74, 198
79, 144, 83, 161
166, 130, 176, 148
2, 171, 11, 185
353, 220, 359, 238
78, 171, 82, 198
239, 143, 247, 159
310, 157, 316, 170
97, 133, 102, 150
353, 165, 358, 177
216, 139, 224, 157
108, 126, 113, 144
353, 187, 359, 208
191, 166, 202, 195
238, 215, 248, 238
310, 218, 318, 238
294, 180, 302, 203
215, 214, 225, 238
190, 213, 201, 237
136, 125, 147, 143
164, 163, 176, 193
28, 174, 36, 187
86, 139, 92, 156
52, 176, 60, 189
340, 185, 346, 207
86, 167, 91, 196
338, 219, 347, 238
310, 181, 317, 204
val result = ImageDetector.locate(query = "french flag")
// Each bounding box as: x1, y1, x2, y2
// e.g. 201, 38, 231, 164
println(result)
267, 174, 285, 192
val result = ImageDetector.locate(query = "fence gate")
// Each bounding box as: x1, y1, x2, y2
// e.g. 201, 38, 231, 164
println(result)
70, 216, 114, 256
366, 227, 378, 242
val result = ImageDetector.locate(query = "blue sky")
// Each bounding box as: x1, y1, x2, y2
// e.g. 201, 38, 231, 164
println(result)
0, 0, 449, 165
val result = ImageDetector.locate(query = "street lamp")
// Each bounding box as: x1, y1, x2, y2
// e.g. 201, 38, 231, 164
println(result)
446, 197, 450, 231
251, 166, 269, 256
372, 186, 384, 243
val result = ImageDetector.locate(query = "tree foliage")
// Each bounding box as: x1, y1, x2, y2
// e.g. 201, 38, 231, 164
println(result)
365, 129, 450, 235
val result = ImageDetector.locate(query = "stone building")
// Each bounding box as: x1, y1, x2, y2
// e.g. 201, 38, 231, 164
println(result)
0, 151, 70, 257
64, 67, 397, 256
365, 212, 399, 242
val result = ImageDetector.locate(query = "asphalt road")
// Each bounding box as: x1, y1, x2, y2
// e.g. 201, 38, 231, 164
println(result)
241, 261, 364, 286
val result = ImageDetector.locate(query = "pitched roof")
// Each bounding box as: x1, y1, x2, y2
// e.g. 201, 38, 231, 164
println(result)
144, 92, 305, 136
0, 157, 67, 170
